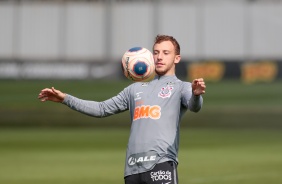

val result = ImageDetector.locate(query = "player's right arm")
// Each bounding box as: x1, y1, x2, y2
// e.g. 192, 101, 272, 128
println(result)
38, 86, 130, 118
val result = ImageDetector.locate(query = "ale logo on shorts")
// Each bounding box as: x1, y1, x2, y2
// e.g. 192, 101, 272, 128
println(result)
158, 85, 173, 98
128, 151, 157, 167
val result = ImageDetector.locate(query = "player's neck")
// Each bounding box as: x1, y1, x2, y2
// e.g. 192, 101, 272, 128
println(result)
156, 74, 176, 80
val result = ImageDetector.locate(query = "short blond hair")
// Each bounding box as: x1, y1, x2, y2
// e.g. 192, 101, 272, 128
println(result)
153, 34, 180, 55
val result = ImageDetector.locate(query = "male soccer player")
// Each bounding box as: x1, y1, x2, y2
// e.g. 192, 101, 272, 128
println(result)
38, 34, 206, 184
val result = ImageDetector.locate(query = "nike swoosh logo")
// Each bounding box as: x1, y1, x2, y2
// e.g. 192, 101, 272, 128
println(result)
162, 182, 171, 184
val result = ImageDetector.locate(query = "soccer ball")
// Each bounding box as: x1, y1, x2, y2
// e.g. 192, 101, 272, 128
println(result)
121, 47, 155, 82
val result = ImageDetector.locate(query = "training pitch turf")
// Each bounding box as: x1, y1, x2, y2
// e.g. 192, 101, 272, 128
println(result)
0, 128, 282, 184
0, 79, 281, 183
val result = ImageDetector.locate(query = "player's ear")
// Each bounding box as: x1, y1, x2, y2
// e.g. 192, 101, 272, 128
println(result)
174, 55, 181, 64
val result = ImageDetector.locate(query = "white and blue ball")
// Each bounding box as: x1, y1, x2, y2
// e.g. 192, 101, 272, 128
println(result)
121, 47, 155, 82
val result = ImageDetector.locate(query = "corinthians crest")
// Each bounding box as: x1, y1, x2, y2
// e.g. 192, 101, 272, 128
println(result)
158, 85, 173, 98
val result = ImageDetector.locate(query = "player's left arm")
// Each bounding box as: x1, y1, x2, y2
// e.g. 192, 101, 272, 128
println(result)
181, 78, 206, 112
189, 78, 206, 112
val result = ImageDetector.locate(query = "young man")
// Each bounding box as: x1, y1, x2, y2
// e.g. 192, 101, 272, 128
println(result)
38, 35, 206, 184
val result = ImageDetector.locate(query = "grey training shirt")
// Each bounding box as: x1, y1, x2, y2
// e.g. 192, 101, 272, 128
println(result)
63, 75, 203, 177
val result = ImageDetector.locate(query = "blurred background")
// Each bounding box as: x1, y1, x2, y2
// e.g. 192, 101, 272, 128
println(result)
0, 0, 282, 184
0, 0, 282, 81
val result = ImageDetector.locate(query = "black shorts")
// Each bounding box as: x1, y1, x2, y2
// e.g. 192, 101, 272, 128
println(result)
124, 161, 178, 184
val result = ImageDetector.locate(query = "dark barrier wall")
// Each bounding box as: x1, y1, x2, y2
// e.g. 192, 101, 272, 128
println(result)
180, 60, 282, 83
0, 60, 282, 82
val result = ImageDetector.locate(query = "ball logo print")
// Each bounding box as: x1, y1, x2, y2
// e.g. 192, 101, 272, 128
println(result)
121, 47, 155, 82
133, 61, 147, 75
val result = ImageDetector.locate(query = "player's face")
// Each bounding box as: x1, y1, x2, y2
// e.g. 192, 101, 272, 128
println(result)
153, 41, 181, 76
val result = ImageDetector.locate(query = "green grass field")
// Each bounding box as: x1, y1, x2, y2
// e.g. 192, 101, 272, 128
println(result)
0, 79, 282, 183
0, 128, 282, 184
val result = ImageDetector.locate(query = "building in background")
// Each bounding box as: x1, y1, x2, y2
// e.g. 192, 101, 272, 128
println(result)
0, 0, 282, 81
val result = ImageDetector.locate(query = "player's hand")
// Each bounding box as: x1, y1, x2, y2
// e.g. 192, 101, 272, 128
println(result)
192, 78, 206, 96
38, 87, 66, 103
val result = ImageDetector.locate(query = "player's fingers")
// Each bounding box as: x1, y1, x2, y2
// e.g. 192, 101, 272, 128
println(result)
38, 88, 56, 98
199, 82, 206, 88
38, 93, 47, 100
192, 79, 198, 85
38, 91, 50, 97
39, 96, 48, 102
40, 88, 52, 93
38, 90, 47, 97
52, 87, 61, 95
195, 78, 204, 82
39, 91, 53, 98
51, 87, 57, 94
200, 83, 206, 88
196, 81, 203, 86
198, 80, 205, 84
193, 78, 205, 84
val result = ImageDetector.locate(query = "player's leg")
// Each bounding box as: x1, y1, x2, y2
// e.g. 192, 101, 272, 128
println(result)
142, 161, 178, 184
